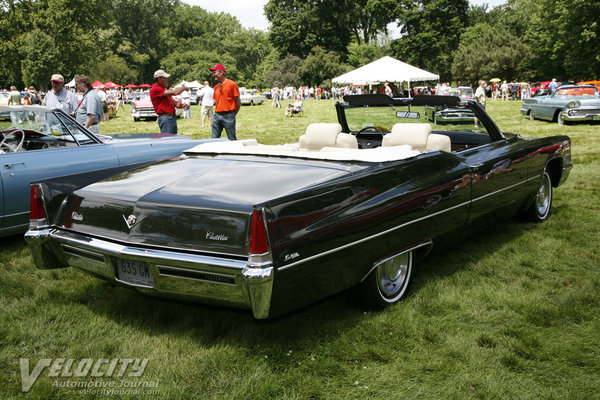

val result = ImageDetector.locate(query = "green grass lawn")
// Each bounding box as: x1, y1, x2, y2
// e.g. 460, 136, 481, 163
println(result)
1, 100, 599, 399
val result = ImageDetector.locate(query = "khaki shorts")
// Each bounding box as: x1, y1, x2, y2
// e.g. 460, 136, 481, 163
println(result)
201, 105, 214, 117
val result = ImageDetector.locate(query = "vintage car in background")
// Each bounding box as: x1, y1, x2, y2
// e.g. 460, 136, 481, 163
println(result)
576, 80, 600, 91
130, 93, 182, 121
0, 105, 211, 237
240, 88, 266, 106
521, 84, 600, 125
425, 86, 475, 124
530, 81, 551, 97
26, 94, 572, 319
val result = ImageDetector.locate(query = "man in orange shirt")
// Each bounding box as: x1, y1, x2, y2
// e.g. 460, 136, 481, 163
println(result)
210, 64, 241, 140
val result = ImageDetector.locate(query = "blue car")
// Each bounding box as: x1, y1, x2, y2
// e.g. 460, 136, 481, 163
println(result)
0, 105, 212, 236
521, 85, 600, 125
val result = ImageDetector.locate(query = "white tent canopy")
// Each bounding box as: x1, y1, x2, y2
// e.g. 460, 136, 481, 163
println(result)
65, 78, 76, 88
332, 56, 439, 86
175, 80, 202, 89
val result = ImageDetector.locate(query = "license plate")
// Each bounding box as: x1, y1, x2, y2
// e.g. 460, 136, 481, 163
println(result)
115, 258, 154, 287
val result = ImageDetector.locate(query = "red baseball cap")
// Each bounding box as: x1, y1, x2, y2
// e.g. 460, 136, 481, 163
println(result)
209, 64, 226, 73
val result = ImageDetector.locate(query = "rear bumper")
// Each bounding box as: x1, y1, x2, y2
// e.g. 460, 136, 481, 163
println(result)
25, 228, 274, 319
130, 109, 157, 119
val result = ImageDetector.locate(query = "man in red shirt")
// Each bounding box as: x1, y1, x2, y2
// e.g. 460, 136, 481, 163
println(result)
149, 69, 189, 134
210, 64, 241, 140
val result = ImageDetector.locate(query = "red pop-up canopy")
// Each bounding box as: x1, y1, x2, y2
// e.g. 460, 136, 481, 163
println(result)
104, 81, 122, 89
91, 80, 104, 88
123, 84, 138, 88
138, 83, 151, 88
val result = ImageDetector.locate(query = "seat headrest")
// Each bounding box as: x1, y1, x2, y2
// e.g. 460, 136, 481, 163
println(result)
299, 123, 343, 150
382, 123, 432, 151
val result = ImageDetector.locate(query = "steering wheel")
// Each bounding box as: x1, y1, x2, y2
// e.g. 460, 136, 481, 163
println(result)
0, 128, 25, 152
356, 125, 385, 138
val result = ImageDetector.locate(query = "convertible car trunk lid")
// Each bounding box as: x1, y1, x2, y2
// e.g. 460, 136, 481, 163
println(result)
58, 156, 353, 255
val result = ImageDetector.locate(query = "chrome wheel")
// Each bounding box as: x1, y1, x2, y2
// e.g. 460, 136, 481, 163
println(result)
353, 250, 416, 309
529, 112, 535, 121
535, 171, 552, 219
557, 111, 564, 125
375, 251, 413, 303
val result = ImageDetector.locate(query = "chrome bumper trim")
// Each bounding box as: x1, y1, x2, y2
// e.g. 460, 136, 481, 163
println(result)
25, 228, 275, 319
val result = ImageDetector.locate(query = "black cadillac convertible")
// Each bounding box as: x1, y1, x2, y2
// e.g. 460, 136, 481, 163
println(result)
26, 95, 572, 319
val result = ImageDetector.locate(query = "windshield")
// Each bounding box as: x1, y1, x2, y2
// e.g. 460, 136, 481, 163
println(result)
555, 87, 598, 97
0, 107, 99, 151
342, 101, 490, 136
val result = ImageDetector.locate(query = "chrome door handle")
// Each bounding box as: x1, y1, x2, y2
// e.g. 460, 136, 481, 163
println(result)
4, 162, 25, 169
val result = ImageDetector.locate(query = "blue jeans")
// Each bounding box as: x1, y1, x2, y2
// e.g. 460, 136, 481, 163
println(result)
158, 114, 177, 134
212, 111, 236, 140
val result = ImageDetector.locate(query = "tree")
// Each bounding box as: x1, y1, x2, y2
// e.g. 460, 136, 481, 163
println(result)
391, 0, 469, 82
0, 0, 107, 89
515, 0, 600, 80
110, 0, 178, 82
266, 54, 304, 87
19, 30, 61, 87
346, 0, 398, 44
452, 23, 529, 83
299, 47, 348, 87
347, 42, 386, 67
264, 0, 352, 59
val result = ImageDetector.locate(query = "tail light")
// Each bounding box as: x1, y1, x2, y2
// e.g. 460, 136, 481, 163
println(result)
249, 209, 268, 256
30, 184, 47, 227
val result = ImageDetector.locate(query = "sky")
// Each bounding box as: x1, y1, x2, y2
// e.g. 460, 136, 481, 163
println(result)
183, 0, 509, 32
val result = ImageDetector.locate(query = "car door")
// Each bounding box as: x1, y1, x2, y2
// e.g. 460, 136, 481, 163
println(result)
0, 114, 120, 234
456, 137, 531, 225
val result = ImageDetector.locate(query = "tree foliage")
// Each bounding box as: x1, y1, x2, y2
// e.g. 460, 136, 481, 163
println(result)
451, 23, 529, 83
0, 0, 597, 90
391, 0, 469, 82
266, 54, 304, 88
300, 47, 348, 87
264, 0, 352, 59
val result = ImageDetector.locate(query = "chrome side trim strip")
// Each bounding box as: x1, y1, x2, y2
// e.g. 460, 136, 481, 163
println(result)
471, 175, 540, 203
3, 210, 29, 218
279, 176, 539, 271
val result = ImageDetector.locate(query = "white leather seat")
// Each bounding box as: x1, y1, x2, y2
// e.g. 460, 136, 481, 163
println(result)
382, 123, 450, 152
299, 123, 358, 150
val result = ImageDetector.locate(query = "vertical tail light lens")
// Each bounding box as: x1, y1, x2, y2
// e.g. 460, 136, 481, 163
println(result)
249, 209, 268, 255
30, 184, 47, 226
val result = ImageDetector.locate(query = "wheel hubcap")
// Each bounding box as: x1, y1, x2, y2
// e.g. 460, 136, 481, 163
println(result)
377, 252, 410, 297
536, 174, 551, 216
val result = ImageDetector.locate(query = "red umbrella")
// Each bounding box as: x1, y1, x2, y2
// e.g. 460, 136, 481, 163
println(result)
92, 80, 104, 88
138, 83, 151, 88
104, 81, 122, 88
123, 84, 138, 88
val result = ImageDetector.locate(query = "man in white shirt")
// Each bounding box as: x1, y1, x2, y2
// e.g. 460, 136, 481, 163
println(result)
42, 74, 78, 115
198, 81, 215, 128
